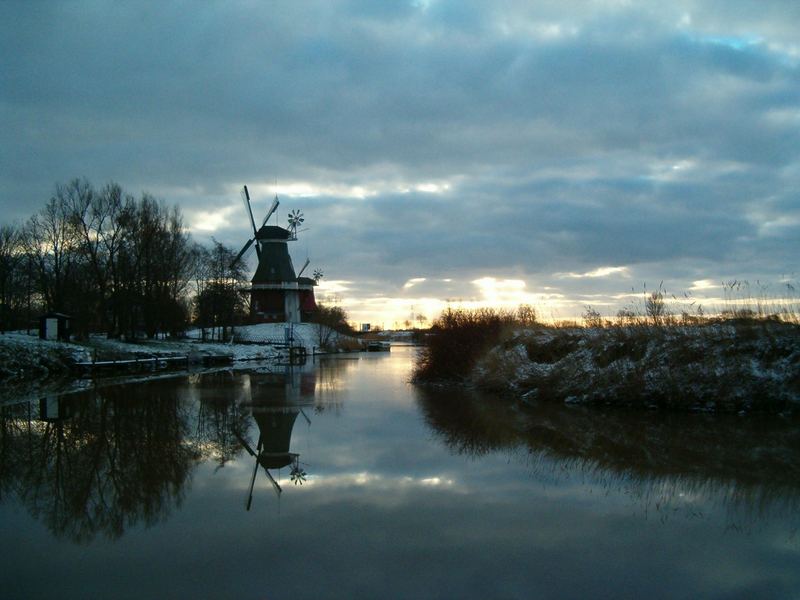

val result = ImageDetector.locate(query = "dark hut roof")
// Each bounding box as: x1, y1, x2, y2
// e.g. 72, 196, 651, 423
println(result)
256, 225, 292, 240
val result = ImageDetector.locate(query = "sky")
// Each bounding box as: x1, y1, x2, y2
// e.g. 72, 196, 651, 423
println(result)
1, 1, 798, 328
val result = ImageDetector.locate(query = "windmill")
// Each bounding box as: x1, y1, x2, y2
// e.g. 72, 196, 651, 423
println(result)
230, 185, 319, 323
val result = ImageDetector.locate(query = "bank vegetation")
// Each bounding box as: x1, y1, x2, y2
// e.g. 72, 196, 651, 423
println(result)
413, 294, 800, 414
0, 178, 250, 339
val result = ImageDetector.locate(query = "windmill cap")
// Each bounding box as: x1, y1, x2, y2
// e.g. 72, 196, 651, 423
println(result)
256, 225, 292, 240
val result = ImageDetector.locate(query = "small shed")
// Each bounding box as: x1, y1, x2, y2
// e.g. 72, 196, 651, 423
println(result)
38, 312, 72, 341
39, 396, 76, 422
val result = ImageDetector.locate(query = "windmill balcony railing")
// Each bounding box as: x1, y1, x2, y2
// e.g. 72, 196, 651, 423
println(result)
233, 328, 306, 349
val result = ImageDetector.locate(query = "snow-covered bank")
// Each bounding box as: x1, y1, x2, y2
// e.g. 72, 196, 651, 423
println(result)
0, 332, 91, 382
0, 322, 356, 386
419, 321, 800, 414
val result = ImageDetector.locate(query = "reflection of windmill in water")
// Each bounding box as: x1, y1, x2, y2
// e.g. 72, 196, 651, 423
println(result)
231, 185, 318, 323
235, 366, 317, 508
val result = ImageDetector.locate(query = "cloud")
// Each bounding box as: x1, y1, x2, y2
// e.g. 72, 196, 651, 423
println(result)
1, 1, 798, 323
556, 266, 630, 279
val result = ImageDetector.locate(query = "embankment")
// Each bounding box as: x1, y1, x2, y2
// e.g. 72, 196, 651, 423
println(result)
415, 320, 800, 414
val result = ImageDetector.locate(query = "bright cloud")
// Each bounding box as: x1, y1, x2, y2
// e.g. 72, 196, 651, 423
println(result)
555, 267, 630, 279
403, 278, 427, 289
187, 205, 238, 233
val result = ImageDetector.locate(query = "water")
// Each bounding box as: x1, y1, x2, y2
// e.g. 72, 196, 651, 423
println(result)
1, 346, 799, 599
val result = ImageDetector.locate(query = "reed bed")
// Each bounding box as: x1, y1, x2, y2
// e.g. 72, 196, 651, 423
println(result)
413, 285, 800, 414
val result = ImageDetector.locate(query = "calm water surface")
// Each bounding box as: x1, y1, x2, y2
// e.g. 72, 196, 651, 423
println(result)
1, 346, 799, 599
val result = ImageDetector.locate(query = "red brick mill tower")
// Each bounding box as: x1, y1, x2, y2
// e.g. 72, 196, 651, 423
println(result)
231, 185, 318, 323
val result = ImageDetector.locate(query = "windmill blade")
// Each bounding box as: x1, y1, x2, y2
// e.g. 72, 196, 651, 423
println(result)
260, 197, 280, 227
247, 437, 264, 511
262, 466, 283, 497
235, 432, 263, 510
231, 238, 255, 268
246, 239, 260, 262
297, 258, 311, 278
246, 451, 259, 510
235, 431, 258, 456
241, 185, 258, 236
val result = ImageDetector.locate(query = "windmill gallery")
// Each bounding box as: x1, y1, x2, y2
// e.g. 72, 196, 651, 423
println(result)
231, 185, 319, 324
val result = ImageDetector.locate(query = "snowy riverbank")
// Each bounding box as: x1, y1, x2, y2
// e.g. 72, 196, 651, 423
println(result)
0, 322, 354, 385
418, 320, 800, 414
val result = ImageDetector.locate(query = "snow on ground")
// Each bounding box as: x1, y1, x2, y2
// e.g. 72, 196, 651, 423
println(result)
0, 331, 91, 382
0, 322, 357, 386
468, 321, 800, 413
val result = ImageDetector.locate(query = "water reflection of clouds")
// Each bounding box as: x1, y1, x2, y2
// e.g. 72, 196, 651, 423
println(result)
294, 471, 459, 491
2, 351, 800, 599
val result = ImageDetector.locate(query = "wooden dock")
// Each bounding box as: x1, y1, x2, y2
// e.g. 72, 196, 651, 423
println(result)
73, 354, 232, 376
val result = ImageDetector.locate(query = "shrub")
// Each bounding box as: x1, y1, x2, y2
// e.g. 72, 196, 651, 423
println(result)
645, 289, 666, 325
413, 307, 518, 382
582, 306, 604, 328
311, 304, 354, 350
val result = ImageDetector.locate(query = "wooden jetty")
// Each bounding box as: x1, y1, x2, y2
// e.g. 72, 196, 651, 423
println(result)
73, 353, 232, 376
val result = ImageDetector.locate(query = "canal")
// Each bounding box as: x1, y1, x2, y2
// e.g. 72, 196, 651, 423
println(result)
1, 346, 799, 599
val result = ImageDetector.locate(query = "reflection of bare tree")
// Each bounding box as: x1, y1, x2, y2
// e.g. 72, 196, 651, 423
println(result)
194, 371, 251, 468
311, 356, 358, 415
0, 401, 35, 502
0, 381, 199, 544
415, 385, 800, 524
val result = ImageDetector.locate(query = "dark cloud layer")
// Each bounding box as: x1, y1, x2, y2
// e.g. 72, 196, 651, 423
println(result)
1, 1, 798, 323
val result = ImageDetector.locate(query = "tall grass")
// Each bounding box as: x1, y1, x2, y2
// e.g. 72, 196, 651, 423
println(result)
414, 282, 800, 414
581, 279, 799, 329
412, 307, 525, 382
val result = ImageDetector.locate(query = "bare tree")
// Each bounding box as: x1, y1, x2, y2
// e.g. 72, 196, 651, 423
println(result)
6, 178, 204, 339
0, 224, 25, 331
194, 240, 247, 341
23, 189, 81, 314
118, 196, 193, 338
68, 181, 135, 335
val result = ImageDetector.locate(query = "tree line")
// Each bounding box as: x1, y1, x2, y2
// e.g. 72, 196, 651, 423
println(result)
0, 178, 247, 338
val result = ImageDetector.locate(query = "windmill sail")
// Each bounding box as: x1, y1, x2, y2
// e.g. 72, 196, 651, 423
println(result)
297, 258, 311, 278
232, 238, 255, 268
260, 197, 280, 228
241, 185, 258, 236
231, 185, 262, 265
